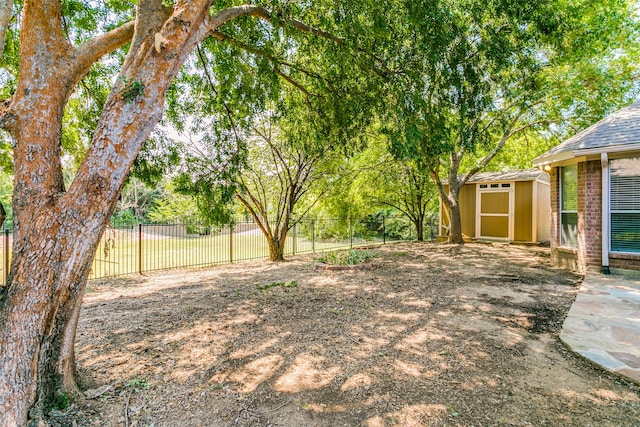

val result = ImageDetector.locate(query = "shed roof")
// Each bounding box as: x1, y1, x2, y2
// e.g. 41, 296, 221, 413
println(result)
464, 169, 550, 184
533, 102, 640, 166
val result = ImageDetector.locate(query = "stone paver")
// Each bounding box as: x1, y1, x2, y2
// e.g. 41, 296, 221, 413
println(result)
560, 272, 640, 385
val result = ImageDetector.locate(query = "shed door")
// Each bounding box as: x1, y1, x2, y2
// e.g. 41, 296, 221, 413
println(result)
477, 183, 514, 240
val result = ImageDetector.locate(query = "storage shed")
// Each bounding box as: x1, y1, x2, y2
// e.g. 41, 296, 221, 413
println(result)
439, 169, 551, 243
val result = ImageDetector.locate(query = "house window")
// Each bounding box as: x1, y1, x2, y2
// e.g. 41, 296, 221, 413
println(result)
560, 165, 578, 248
610, 157, 640, 253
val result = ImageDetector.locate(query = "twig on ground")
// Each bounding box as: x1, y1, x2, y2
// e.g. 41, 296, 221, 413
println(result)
124, 389, 132, 427
261, 400, 292, 413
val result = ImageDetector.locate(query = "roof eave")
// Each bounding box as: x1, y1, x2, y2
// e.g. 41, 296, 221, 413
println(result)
533, 142, 640, 167
532, 151, 574, 167
573, 142, 640, 156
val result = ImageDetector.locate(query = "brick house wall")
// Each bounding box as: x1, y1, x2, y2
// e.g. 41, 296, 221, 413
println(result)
579, 161, 602, 269
550, 160, 602, 273
610, 252, 640, 270
550, 159, 640, 273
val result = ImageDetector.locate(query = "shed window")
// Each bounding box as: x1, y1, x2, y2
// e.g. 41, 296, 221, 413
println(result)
610, 157, 640, 253
560, 165, 578, 248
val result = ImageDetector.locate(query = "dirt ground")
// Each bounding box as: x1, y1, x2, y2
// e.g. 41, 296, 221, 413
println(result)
58, 242, 640, 426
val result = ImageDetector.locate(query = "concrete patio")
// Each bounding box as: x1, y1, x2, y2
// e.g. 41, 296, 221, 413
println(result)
560, 271, 640, 385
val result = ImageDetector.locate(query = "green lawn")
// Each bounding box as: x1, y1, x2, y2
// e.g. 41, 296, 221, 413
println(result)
89, 228, 363, 280
0, 222, 401, 284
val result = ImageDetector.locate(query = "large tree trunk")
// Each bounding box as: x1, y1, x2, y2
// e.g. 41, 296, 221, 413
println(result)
413, 216, 424, 242
268, 238, 286, 261
0, 212, 105, 423
433, 184, 465, 244
434, 182, 464, 244
0, 1, 217, 423
446, 198, 464, 244
431, 153, 466, 245
1, 2, 318, 423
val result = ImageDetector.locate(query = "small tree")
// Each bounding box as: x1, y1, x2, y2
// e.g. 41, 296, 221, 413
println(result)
353, 138, 436, 241
375, 160, 435, 242
165, 30, 381, 261
113, 178, 165, 222
236, 114, 345, 261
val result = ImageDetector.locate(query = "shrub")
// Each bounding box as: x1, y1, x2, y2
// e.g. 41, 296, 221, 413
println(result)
316, 249, 377, 266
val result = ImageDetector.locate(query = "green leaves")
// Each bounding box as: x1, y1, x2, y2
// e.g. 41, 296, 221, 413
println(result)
385, 0, 639, 172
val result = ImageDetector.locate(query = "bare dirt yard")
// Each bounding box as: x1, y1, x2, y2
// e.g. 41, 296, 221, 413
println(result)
61, 242, 640, 426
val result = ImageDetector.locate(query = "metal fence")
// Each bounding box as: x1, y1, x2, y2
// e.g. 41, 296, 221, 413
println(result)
0, 215, 436, 285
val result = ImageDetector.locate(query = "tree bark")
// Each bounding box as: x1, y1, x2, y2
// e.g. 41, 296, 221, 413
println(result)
0, 0, 213, 423
414, 216, 424, 242
0, 209, 104, 423
268, 238, 286, 262
0, 0, 13, 57
445, 198, 464, 244
432, 175, 464, 244
431, 149, 467, 245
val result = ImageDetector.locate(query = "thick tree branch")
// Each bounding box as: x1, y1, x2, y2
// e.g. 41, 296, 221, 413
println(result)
235, 193, 270, 239
0, 0, 12, 57
21, 0, 67, 50
74, 21, 135, 78
210, 5, 393, 78
211, 30, 316, 98
209, 5, 339, 43
429, 161, 451, 208
461, 110, 528, 184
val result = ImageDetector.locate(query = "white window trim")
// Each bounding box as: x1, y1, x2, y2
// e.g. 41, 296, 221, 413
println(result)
559, 165, 578, 249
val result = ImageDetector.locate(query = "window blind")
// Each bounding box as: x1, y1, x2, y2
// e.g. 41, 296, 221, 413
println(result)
610, 157, 640, 253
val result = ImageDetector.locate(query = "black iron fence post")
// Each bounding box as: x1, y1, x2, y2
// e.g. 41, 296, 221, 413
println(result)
292, 223, 297, 256
138, 222, 143, 275
349, 217, 353, 249
229, 224, 234, 263
311, 219, 315, 253
4, 228, 9, 286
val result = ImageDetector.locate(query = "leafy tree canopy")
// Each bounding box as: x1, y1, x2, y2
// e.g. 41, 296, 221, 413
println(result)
384, 0, 639, 165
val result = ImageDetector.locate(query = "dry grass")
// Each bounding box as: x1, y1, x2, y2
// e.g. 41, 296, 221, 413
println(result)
60, 242, 640, 427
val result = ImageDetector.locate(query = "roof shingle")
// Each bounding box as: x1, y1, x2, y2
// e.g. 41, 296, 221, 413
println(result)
464, 169, 549, 184
534, 102, 640, 164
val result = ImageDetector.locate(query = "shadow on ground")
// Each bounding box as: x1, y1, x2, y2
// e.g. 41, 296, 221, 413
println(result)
64, 243, 640, 427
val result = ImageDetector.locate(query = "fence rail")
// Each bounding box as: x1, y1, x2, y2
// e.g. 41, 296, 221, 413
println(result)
0, 215, 436, 285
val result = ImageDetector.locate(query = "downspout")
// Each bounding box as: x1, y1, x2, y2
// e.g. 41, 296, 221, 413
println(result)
601, 153, 610, 274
